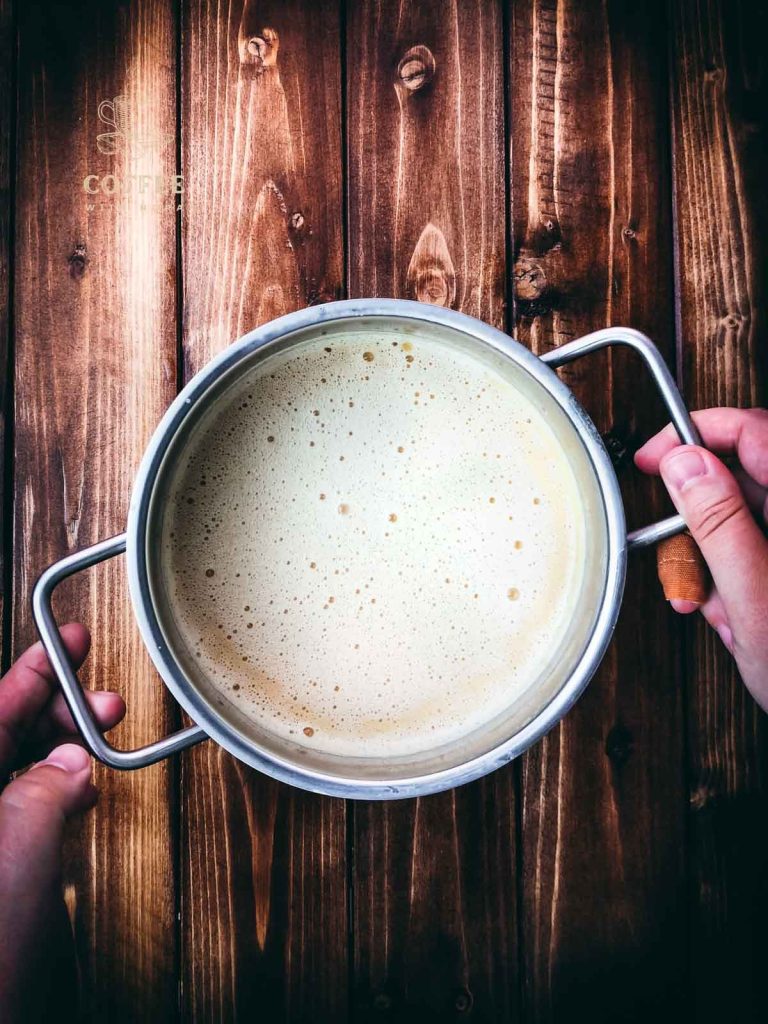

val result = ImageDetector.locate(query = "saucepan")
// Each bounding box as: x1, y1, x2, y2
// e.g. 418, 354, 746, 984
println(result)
32, 299, 700, 798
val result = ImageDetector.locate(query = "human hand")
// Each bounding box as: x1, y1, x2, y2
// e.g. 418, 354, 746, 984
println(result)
635, 408, 768, 709
0, 624, 125, 1023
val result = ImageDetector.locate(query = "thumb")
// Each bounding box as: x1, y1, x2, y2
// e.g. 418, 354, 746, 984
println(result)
0, 744, 96, 1020
659, 445, 768, 649
0, 744, 96, 899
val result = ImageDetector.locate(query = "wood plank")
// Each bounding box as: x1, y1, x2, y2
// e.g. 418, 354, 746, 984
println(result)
0, 0, 11, 673
510, 0, 688, 1018
13, 0, 180, 1019
179, 2, 347, 1019
346, 2, 517, 1019
669, 1, 768, 1019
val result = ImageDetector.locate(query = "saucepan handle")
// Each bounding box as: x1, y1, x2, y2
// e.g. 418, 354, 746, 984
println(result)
32, 533, 207, 769
539, 327, 702, 551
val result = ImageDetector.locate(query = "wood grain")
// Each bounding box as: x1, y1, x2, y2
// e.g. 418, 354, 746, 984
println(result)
180, 1, 346, 1018
348, 0, 506, 324
13, 0, 179, 1019
5, 1, 767, 1017
346, 2, 517, 1019
510, 1, 687, 1018
0, 0, 11, 673
669, 1, 768, 1019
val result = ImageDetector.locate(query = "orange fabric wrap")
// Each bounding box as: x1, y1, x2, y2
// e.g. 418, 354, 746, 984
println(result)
656, 530, 710, 605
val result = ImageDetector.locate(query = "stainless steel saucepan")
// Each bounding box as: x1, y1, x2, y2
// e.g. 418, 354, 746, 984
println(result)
32, 300, 700, 798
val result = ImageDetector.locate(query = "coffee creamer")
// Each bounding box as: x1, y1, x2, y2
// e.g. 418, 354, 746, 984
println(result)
161, 329, 586, 758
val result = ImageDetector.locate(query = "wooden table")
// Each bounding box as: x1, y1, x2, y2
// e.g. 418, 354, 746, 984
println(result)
2, 0, 766, 1020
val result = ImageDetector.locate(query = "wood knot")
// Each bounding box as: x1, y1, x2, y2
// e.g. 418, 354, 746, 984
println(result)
539, 214, 561, 251
525, 216, 561, 255
719, 311, 747, 331
690, 785, 716, 811
242, 27, 279, 70
68, 243, 88, 278
406, 222, 456, 307
288, 211, 308, 243
513, 258, 547, 301
372, 992, 392, 1012
454, 988, 473, 1013
621, 224, 638, 243
605, 723, 633, 766
396, 45, 435, 92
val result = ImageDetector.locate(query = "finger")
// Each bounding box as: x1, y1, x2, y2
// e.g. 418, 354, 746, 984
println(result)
0, 744, 96, 889
670, 582, 736, 654
18, 690, 126, 765
27, 689, 126, 746
635, 407, 768, 485
0, 625, 91, 773
670, 580, 727, 620
659, 446, 768, 671
732, 466, 768, 522
699, 590, 735, 653
0, 744, 96, 1015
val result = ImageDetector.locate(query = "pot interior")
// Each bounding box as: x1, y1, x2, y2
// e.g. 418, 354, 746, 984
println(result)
143, 313, 615, 788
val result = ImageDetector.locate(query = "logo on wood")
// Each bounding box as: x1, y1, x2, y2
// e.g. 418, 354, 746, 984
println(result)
82, 93, 182, 204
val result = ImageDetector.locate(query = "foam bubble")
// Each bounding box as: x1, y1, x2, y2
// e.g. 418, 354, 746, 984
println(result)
160, 329, 586, 757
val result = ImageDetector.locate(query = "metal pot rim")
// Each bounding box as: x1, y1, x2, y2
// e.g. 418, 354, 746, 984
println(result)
125, 299, 627, 798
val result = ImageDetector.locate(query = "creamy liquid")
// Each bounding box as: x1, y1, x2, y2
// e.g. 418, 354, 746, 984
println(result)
161, 329, 586, 758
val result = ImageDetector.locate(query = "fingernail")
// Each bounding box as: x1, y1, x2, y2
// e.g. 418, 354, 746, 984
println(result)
661, 449, 707, 491
37, 744, 90, 773
669, 598, 702, 613
716, 623, 734, 653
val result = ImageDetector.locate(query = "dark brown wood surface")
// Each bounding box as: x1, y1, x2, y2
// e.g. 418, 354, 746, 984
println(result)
670, 2, 768, 1020
2, 0, 766, 1021
12, 1, 180, 1020
510, 2, 687, 1019
0, 0, 12, 670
